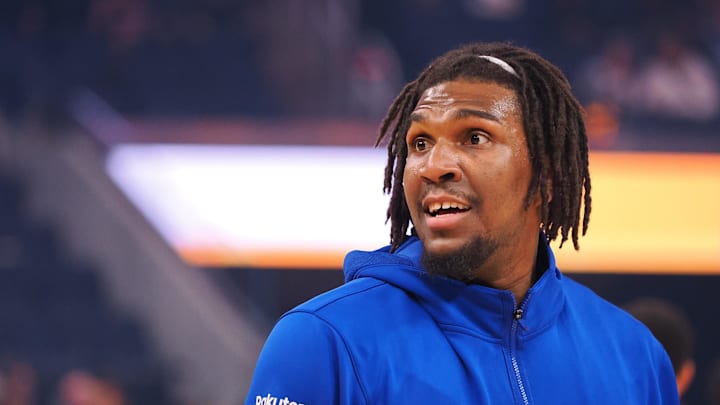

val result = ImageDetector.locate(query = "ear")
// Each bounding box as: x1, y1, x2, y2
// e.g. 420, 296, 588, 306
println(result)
676, 359, 696, 398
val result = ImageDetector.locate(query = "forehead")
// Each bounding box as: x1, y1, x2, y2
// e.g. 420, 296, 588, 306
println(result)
413, 80, 521, 120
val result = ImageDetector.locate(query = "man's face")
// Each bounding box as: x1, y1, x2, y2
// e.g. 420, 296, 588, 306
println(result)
403, 79, 541, 279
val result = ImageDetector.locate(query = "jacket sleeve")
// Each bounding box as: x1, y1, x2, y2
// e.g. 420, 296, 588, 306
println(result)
244, 311, 367, 405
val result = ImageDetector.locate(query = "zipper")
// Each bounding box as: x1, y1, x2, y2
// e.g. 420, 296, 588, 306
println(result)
510, 294, 531, 405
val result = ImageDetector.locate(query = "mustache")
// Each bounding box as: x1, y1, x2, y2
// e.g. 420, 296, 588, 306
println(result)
418, 186, 481, 206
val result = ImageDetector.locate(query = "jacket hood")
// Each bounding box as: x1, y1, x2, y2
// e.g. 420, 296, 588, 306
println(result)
343, 235, 566, 339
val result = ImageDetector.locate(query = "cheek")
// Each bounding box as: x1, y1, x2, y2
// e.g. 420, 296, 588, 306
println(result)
402, 157, 421, 186
484, 150, 533, 202
506, 137, 532, 179
402, 166, 417, 196
402, 162, 423, 212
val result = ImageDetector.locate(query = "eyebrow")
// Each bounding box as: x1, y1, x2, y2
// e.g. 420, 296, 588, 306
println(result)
409, 108, 501, 123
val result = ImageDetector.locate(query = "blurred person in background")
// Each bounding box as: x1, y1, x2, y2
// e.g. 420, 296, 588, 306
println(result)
244, 42, 678, 404
636, 35, 719, 122
575, 35, 641, 148
626, 298, 696, 401
347, 31, 404, 121
56, 369, 126, 405
0, 356, 36, 405
243, 0, 362, 118
576, 36, 642, 112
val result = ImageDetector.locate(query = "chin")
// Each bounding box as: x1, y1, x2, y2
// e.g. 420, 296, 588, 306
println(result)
420, 236, 498, 281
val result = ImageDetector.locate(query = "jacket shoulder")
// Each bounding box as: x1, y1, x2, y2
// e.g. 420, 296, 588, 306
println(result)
561, 275, 666, 344
290, 277, 388, 315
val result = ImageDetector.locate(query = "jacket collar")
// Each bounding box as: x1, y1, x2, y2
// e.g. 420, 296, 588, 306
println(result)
344, 233, 566, 340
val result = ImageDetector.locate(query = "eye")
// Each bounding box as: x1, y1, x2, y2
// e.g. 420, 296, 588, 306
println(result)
469, 132, 490, 145
410, 137, 430, 152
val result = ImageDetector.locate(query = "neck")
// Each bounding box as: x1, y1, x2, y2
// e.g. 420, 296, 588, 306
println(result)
469, 233, 543, 306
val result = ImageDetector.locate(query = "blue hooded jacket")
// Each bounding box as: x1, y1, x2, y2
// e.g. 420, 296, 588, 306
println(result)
245, 236, 679, 405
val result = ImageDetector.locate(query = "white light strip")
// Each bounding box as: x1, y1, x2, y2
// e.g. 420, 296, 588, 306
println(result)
106, 144, 392, 259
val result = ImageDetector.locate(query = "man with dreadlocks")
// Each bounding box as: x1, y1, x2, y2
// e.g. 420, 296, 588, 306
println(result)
245, 42, 678, 404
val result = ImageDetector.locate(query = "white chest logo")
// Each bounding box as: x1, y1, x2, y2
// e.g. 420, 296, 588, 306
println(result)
256, 393, 305, 405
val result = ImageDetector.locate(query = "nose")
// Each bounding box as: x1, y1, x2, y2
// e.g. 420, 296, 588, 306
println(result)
419, 141, 462, 184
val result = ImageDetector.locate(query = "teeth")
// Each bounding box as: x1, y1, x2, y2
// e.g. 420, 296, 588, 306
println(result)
427, 201, 469, 214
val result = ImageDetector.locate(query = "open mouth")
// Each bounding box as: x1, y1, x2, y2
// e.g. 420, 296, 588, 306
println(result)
426, 201, 470, 217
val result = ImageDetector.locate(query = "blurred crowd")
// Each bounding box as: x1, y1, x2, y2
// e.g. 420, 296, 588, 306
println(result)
0, 0, 719, 145
0, 358, 128, 405
0, 172, 170, 404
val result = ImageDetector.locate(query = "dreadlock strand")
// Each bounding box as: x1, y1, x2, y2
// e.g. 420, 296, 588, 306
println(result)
518, 66, 545, 209
521, 61, 572, 247
566, 128, 582, 249
378, 83, 418, 194
384, 86, 421, 251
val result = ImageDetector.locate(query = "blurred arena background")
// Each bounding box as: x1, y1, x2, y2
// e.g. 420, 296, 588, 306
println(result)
0, 0, 719, 404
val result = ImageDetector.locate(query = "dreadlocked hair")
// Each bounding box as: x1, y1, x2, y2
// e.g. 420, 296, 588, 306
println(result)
375, 42, 591, 252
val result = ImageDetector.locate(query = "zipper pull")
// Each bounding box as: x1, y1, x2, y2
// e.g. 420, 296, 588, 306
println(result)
514, 308, 524, 320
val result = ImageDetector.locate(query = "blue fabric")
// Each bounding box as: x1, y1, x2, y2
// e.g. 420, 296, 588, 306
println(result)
245, 236, 679, 405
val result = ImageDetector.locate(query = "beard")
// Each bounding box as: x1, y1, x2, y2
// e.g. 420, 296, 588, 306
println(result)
421, 235, 498, 282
